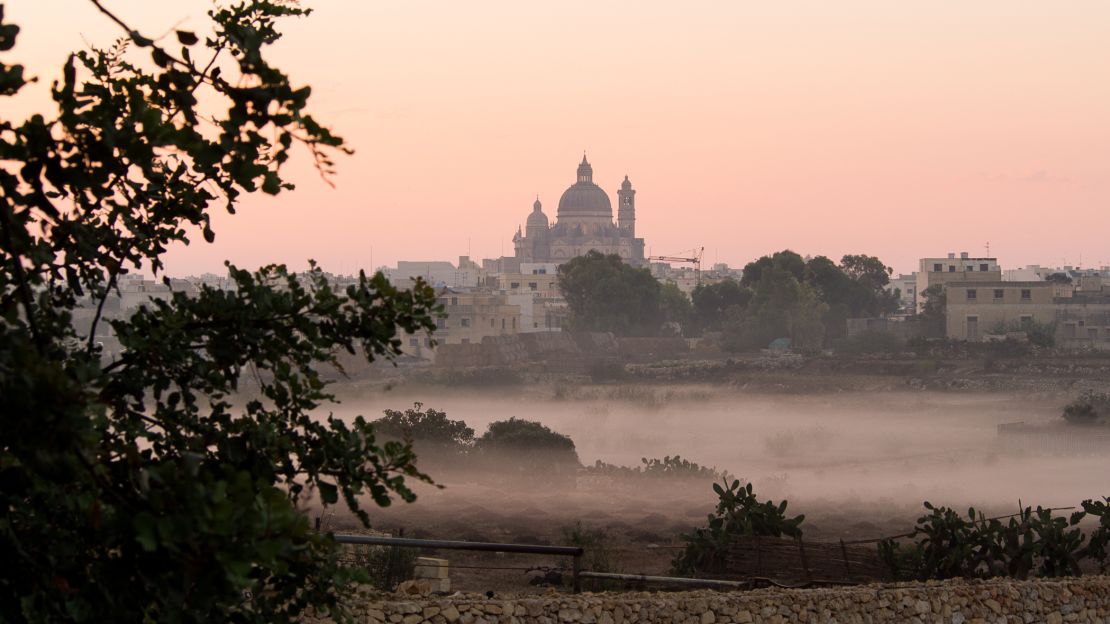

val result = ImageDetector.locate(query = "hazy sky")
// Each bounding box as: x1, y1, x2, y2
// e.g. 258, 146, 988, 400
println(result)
6, 1, 1109, 275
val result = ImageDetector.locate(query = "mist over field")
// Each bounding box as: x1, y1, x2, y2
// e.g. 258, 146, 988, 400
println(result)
330, 385, 1107, 514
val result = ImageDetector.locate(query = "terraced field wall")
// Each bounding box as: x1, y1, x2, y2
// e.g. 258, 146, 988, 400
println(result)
350, 576, 1109, 624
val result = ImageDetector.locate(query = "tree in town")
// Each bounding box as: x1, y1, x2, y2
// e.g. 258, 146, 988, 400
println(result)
919, 284, 948, 338
0, 4, 439, 622
659, 281, 694, 335
722, 267, 827, 351
691, 278, 752, 332
806, 254, 898, 339
557, 250, 663, 335
739, 249, 806, 288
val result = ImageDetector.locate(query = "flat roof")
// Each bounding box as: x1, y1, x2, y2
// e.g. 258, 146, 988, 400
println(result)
946, 281, 1052, 287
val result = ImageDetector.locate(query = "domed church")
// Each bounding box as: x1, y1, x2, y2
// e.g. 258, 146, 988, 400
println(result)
513, 155, 646, 266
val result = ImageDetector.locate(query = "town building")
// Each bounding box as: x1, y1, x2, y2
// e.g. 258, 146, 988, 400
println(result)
513, 155, 646, 267
402, 290, 523, 360
945, 277, 1110, 349
887, 273, 918, 313
381, 257, 483, 289
915, 252, 1001, 312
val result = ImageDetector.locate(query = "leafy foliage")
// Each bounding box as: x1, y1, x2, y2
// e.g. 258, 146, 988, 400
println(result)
348, 543, 417, 592
879, 500, 1110, 581
583, 455, 733, 483
672, 480, 804, 576
918, 284, 947, 338
475, 418, 580, 479
691, 278, 751, 332
721, 267, 827, 352
372, 402, 475, 451
0, 4, 439, 621
557, 250, 664, 336
1062, 391, 1110, 425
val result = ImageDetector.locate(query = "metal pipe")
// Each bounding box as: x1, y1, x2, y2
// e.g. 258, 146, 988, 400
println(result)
332, 534, 583, 557
578, 572, 751, 589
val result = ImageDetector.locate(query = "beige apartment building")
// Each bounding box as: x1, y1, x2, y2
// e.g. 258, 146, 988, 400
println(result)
946, 280, 1110, 348
404, 290, 522, 359
915, 252, 1001, 312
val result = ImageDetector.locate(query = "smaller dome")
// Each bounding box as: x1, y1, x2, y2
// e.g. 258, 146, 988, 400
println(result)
526, 197, 548, 229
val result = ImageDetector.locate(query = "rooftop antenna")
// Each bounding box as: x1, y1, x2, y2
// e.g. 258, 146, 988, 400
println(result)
985, 241, 990, 257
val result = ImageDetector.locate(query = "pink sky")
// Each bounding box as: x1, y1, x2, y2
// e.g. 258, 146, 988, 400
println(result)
6, 1, 1109, 275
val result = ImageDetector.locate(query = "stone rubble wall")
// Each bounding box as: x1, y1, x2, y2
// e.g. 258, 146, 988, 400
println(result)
356, 576, 1110, 624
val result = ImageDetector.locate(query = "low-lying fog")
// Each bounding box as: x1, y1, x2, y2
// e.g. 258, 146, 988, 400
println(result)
331, 386, 1108, 513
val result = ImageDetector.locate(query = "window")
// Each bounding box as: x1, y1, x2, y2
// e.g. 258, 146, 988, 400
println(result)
501, 318, 506, 329
966, 289, 977, 301
966, 265, 974, 272
460, 318, 470, 327
993, 289, 1004, 300
512, 318, 516, 329
1021, 289, 1032, 301
436, 318, 446, 329
510, 282, 520, 289
948, 265, 956, 272
409, 337, 418, 347
461, 338, 470, 344
528, 282, 538, 290
450, 297, 458, 306
980, 263, 989, 272
934, 263, 943, 272
490, 319, 495, 327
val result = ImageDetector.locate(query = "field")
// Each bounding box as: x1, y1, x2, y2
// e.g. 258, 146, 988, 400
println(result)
318, 381, 1110, 592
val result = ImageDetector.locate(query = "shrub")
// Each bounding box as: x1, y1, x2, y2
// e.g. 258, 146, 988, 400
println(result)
879, 500, 1109, 581
1063, 392, 1110, 425
476, 418, 580, 477
671, 480, 804, 576
562, 522, 615, 574
584, 456, 733, 483
349, 544, 417, 591
372, 402, 475, 451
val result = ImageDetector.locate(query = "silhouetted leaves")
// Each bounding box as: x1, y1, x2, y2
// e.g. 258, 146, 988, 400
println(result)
0, 3, 438, 622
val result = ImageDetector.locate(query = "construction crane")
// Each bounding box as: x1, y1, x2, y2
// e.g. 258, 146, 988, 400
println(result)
649, 247, 705, 287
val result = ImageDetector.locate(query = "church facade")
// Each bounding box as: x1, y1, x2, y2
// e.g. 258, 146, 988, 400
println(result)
513, 156, 646, 267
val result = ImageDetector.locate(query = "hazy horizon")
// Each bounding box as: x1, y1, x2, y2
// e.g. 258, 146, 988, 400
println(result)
6, 1, 1109, 276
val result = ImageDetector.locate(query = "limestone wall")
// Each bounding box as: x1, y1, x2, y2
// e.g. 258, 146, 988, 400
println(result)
353, 577, 1109, 624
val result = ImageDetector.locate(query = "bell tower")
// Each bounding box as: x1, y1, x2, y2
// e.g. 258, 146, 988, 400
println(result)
617, 175, 635, 237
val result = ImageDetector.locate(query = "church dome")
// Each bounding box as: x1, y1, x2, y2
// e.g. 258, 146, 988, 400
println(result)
557, 155, 612, 217
526, 197, 548, 228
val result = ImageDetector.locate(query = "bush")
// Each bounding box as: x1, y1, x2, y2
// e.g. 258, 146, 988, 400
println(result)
476, 418, 580, 477
1063, 391, 1110, 425
879, 499, 1110, 581
349, 543, 417, 591
671, 480, 804, 576
583, 456, 733, 483
372, 403, 475, 451
562, 522, 615, 574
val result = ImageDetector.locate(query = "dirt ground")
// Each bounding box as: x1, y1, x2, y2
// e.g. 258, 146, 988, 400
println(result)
317, 476, 940, 594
